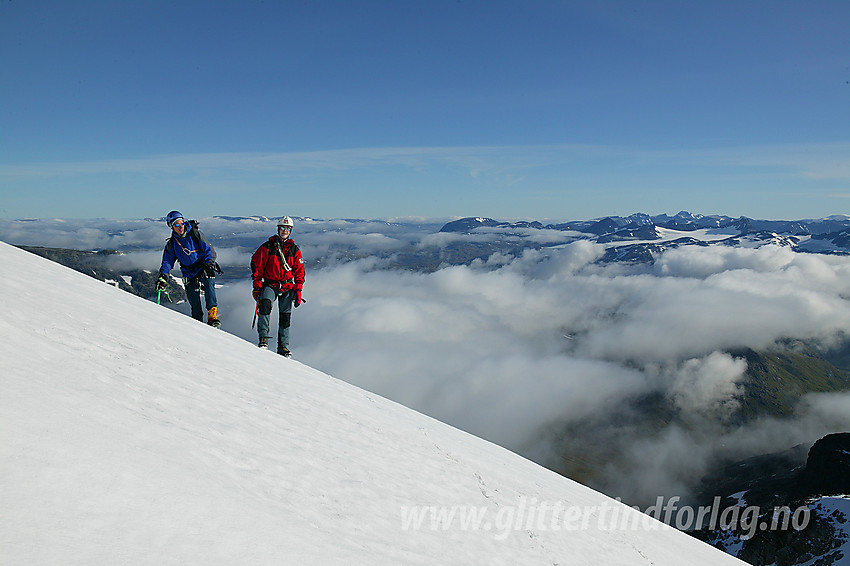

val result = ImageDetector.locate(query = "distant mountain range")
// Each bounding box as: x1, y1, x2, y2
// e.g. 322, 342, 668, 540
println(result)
439, 211, 850, 259
14, 212, 850, 300
439, 211, 850, 236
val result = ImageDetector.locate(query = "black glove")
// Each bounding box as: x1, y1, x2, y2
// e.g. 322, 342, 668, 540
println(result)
203, 264, 217, 278
155, 274, 168, 291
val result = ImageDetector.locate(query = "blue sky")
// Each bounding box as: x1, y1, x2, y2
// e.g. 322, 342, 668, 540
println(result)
1, 0, 848, 221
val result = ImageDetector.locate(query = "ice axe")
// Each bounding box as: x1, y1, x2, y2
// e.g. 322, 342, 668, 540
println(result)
157, 287, 172, 305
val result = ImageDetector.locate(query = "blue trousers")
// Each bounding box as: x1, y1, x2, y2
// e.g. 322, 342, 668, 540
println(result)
185, 277, 217, 321
257, 287, 293, 349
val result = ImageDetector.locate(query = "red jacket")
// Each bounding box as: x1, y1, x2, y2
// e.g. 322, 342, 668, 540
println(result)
251, 236, 305, 292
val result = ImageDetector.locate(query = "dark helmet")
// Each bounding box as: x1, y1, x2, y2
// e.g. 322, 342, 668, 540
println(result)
165, 211, 184, 227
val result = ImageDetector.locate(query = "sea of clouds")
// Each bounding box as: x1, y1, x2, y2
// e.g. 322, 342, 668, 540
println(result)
3, 216, 849, 506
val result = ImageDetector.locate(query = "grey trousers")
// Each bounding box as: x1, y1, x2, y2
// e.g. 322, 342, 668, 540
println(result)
257, 287, 293, 349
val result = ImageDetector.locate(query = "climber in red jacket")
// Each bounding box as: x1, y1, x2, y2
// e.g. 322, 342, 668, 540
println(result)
250, 216, 305, 357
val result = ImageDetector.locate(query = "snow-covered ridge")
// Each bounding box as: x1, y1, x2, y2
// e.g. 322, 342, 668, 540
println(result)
436, 212, 850, 262
0, 241, 744, 565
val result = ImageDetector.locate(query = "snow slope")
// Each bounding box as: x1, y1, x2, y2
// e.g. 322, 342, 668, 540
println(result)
0, 241, 744, 565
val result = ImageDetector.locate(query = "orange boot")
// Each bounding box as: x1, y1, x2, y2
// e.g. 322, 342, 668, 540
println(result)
207, 307, 221, 328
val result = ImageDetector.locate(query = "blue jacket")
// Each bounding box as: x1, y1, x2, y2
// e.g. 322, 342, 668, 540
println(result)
160, 229, 215, 279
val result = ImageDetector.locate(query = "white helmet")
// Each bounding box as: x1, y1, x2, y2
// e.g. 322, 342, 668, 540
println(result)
277, 216, 294, 229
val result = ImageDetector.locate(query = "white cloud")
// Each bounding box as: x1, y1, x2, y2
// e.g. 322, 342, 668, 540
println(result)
4, 217, 850, 507
654, 244, 796, 279
665, 352, 748, 416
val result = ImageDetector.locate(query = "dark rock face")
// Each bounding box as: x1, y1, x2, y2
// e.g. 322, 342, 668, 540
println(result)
691, 433, 850, 565
793, 433, 850, 500
694, 444, 809, 511
438, 217, 501, 232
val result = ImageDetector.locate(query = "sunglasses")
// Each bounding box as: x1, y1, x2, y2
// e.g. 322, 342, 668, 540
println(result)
171, 221, 185, 228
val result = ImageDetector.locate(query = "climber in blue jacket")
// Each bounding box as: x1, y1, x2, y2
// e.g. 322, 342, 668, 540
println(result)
156, 210, 221, 327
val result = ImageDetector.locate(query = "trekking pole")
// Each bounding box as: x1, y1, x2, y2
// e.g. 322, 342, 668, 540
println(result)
251, 300, 259, 329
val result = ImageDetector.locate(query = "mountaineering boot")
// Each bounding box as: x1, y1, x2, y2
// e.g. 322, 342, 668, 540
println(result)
258, 337, 269, 349
277, 345, 292, 358
207, 307, 221, 328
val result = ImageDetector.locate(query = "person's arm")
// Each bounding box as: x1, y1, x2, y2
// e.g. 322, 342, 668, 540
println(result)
250, 245, 268, 299
160, 241, 176, 275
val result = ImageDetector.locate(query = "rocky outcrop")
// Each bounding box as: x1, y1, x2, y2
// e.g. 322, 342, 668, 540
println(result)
692, 433, 850, 565
793, 433, 850, 500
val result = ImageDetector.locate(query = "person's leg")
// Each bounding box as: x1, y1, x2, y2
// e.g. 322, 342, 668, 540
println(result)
257, 286, 277, 346
185, 277, 203, 321
201, 278, 220, 326
277, 290, 294, 354
201, 277, 218, 310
